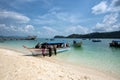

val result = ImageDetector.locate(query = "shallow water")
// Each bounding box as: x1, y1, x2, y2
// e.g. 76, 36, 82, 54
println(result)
0, 38, 120, 76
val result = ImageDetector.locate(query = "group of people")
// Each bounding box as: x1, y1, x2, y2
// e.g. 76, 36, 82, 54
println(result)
35, 42, 57, 57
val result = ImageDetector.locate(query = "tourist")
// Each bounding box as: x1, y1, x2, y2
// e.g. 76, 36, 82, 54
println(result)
53, 45, 57, 55
48, 45, 52, 57
41, 44, 46, 57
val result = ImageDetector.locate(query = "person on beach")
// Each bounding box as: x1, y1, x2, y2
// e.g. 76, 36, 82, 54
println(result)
53, 45, 57, 55
48, 45, 52, 57
41, 44, 46, 57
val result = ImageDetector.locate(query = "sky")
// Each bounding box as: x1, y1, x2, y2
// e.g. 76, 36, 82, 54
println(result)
0, 0, 120, 38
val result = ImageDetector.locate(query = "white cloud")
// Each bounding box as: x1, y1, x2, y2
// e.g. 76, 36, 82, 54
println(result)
36, 26, 59, 37
0, 10, 30, 23
93, 13, 120, 32
92, 0, 120, 14
103, 13, 118, 24
43, 26, 58, 33
114, 0, 120, 7
108, 0, 120, 12
16, 25, 35, 33
65, 25, 89, 34
24, 25, 35, 32
9, 0, 53, 10
33, 19, 55, 25
42, 0, 53, 6
0, 10, 32, 36
34, 8, 81, 25
93, 22, 120, 32
92, 1, 108, 14
24, 0, 37, 2
48, 7, 61, 13
37, 25, 90, 37
0, 24, 6, 28
92, 0, 120, 32
33, 8, 91, 37
14, 0, 37, 3
0, 24, 10, 35
0, 24, 35, 36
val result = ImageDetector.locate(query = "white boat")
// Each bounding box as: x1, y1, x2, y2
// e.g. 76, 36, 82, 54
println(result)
25, 36, 37, 40
23, 42, 70, 55
92, 39, 101, 42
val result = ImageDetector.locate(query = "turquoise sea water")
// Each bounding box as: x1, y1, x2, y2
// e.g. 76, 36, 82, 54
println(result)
0, 38, 120, 76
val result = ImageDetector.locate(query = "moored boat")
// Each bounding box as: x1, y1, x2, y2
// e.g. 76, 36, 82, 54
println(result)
73, 40, 82, 47
23, 42, 70, 55
92, 39, 101, 42
25, 36, 37, 40
109, 40, 120, 48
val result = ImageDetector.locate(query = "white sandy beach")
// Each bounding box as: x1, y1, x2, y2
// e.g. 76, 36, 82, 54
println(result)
0, 48, 119, 80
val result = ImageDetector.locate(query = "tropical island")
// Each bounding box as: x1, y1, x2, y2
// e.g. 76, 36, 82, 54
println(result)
54, 31, 120, 39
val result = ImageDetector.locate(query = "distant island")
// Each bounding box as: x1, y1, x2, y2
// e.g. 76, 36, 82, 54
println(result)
54, 31, 120, 39
0, 36, 37, 40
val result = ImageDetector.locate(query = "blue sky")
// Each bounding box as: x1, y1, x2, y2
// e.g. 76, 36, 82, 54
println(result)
0, 0, 120, 38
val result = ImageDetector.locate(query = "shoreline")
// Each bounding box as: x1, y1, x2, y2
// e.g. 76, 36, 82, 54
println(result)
52, 56, 120, 77
0, 48, 119, 80
42, 56, 120, 80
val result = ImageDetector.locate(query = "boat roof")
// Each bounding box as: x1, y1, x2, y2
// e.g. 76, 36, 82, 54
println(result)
41, 42, 64, 45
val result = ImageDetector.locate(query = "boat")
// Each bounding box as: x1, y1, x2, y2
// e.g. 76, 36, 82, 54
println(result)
82, 38, 87, 40
109, 40, 120, 48
25, 36, 37, 40
23, 42, 70, 55
50, 38, 55, 41
92, 39, 101, 42
73, 40, 82, 47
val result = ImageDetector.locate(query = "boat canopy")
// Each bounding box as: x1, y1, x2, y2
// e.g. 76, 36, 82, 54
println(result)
41, 42, 64, 45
